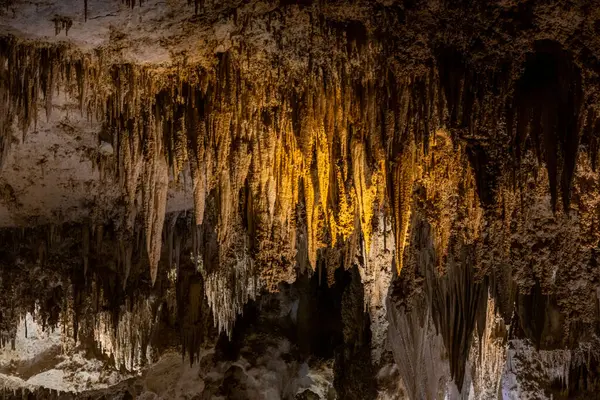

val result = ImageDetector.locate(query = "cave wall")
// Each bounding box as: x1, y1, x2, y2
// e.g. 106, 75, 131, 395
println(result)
2, 0, 600, 398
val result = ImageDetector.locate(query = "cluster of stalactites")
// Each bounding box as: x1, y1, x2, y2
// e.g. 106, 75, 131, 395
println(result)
102, 52, 421, 286
0, 37, 104, 167
201, 240, 260, 337
0, 34, 452, 338
9, 35, 596, 342
505, 339, 580, 395
93, 297, 155, 371
384, 127, 489, 397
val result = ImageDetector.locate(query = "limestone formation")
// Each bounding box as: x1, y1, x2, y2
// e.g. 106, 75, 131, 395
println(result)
0, 0, 600, 398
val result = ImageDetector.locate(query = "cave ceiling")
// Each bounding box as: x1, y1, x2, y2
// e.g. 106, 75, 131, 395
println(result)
1, 0, 600, 398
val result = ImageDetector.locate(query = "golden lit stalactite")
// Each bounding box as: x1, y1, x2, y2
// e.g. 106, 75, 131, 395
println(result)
269, 126, 303, 282
329, 165, 355, 246
253, 107, 277, 228
393, 138, 416, 275
304, 171, 320, 270
419, 130, 467, 271
316, 118, 331, 214
299, 88, 315, 162
146, 164, 169, 287
351, 138, 381, 254
334, 71, 350, 166
217, 169, 232, 243
252, 104, 300, 291
273, 127, 295, 230
231, 138, 252, 207
266, 168, 277, 226
191, 117, 208, 225
0, 40, 473, 344
213, 111, 233, 242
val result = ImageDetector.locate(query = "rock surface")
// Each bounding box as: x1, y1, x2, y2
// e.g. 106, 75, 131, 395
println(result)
1, 0, 600, 398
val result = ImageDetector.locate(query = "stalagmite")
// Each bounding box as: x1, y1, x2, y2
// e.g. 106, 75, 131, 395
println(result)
387, 296, 450, 400
468, 295, 509, 399
360, 212, 395, 363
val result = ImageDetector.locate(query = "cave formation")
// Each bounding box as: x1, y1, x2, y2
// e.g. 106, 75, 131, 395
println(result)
0, 0, 600, 399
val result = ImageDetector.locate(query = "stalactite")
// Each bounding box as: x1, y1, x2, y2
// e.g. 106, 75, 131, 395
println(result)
0, 37, 438, 346
82, 225, 90, 278
121, 0, 143, 9
118, 239, 133, 289
304, 173, 320, 270
329, 165, 355, 246
201, 217, 260, 337
143, 155, 169, 286
172, 110, 188, 179
429, 244, 488, 390
316, 119, 330, 217
391, 138, 416, 274
510, 41, 584, 212
0, 23, 596, 376
52, 16, 73, 37
351, 138, 383, 254
504, 339, 579, 397
93, 297, 155, 371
